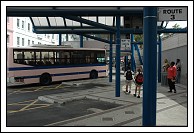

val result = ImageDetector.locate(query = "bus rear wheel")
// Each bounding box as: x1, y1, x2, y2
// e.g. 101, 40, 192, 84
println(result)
90, 70, 98, 79
40, 73, 52, 85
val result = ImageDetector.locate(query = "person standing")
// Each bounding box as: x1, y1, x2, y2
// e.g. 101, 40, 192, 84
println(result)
176, 59, 181, 83
133, 66, 143, 98
167, 61, 177, 93
124, 67, 133, 94
162, 58, 170, 72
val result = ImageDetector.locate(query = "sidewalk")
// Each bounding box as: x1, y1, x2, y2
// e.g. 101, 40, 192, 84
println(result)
38, 77, 187, 127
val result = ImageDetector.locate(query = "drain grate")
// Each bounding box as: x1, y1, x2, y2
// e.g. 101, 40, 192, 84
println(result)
102, 117, 114, 121
125, 111, 135, 114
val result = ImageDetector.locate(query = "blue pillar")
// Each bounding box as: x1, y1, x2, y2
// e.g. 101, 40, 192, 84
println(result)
131, 34, 135, 72
80, 35, 83, 48
109, 34, 113, 82
116, 15, 120, 97
59, 34, 62, 46
143, 7, 157, 126
158, 34, 162, 82
135, 44, 143, 65
125, 56, 128, 70
66, 34, 68, 41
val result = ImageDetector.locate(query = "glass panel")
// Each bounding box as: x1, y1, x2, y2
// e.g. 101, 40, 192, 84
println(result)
72, 20, 80, 26
48, 17, 57, 26
38, 17, 49, 26
31, 17, 41, 26
65, 19, 73, 26
98, 17, 106, 25
88, 16, 97, 22
97, 52, 105, 63
14, 50, 23, 64
105, 16, 113, 26
24, 51, 35, 65
114, 16, 124, 26
55, 17, 65, 26
35, 51, 42, 65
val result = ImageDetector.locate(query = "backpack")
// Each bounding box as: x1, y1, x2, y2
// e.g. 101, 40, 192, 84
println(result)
126, 70, 133, 80
135, 72, 143, 83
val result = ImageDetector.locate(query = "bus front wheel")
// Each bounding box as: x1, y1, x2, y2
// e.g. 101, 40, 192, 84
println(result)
90, 70, 98, 79
40, 73, 52, 85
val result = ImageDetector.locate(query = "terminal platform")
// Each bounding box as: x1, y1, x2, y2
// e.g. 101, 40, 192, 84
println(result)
38, 76, 187, 127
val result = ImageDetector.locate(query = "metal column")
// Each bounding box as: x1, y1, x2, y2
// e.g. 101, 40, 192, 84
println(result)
115, 15, 121, 97
109, 34, 113, 82
59, 34, 62, 46
143, 7, 157, 126
158, 34, 162, 82
135, 44, 143, 65
131, 34, 135, 72
80, 35, 83, 48
66, 34, 68, 41
124, 56, 128, 70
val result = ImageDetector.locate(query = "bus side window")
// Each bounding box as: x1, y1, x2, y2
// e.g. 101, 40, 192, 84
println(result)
45, 61, 51, 65
37, 61, 44, 66
28, 61, 35, 66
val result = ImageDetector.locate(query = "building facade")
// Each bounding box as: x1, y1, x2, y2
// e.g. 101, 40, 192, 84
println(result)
7, 17, 59, 47
7, 17, 14, 46
161, 33, 187, 85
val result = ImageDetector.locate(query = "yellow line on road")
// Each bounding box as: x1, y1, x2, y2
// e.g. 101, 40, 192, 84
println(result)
48, 84, 63, 90
7, 99, 35, 105
8, 103, 51, 106
34, 86, 45, 91
19, 99, 38, 111
8, 88, 26, 95
7, 105, 51, 114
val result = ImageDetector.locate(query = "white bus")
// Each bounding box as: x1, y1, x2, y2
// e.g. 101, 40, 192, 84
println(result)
7, 45, 108, 86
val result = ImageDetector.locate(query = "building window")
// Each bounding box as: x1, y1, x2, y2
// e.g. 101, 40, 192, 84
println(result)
28, 23, 30, 31
52, 34, 54, 39
17, 37, 20, 46
22, 20, 24, 29
38, 42, 41, 44
17, 19, 20, 28
32, 41, 34, 44
22, 38, 24, 46
28, 40, 30, 45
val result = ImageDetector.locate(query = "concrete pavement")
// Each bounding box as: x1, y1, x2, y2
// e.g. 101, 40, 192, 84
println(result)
38, 75, 187, 127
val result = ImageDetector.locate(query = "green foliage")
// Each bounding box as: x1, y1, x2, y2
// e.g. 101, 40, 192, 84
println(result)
134, 34, 143, 42
172, 23, 180, 29
134, 34, 143, 49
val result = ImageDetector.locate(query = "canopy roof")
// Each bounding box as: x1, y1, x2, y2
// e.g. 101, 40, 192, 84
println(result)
7, 6, 143, 34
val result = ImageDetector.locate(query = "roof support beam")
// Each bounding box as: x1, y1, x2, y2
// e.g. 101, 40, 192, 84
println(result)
33, 26, 187, 34
7, 8, 143, 17
77, 34, 115, 44
64, 16, 116, 32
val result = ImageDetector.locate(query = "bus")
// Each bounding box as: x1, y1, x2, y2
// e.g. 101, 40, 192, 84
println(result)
7, 45, 108, 86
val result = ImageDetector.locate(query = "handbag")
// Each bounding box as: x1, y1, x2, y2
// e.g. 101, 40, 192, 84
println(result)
171, 77, 176, 82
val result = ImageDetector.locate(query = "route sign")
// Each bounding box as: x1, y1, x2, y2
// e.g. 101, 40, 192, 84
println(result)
158, 7, 187, 21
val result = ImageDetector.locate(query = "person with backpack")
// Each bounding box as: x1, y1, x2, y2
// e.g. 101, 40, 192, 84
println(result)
124, 67, 133, 94
133, 66, 143, 98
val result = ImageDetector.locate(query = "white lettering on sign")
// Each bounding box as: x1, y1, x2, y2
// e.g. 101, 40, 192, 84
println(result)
158, 7, 187, 21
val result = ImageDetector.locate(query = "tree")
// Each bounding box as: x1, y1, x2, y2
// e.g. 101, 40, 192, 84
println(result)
134, 34, 143, 49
